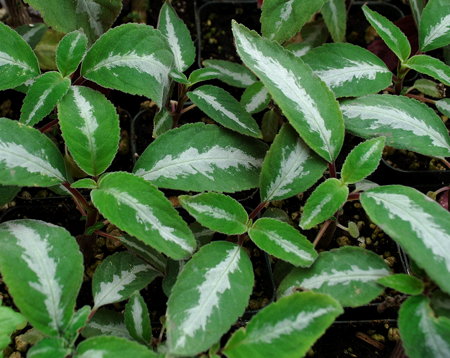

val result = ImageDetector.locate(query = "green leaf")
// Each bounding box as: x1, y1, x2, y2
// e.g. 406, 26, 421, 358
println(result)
56, 30, 88, 77
124, 292, 151, 345
240, 82, 270, 115
285, 20, 329, 57
82, 308, 131, 339
16, 23, 48, 49
0, 118, 66, 186
20, 71, 71, 126
203, 59, 257, 88
431, 290, 450, 318
188, 85, 262, 138
302, 43, 392, 98
436, 98, 450, 117
92, 251, 158, 309
133, 123, 267, 192
91, 172, 196, 260
300, 178, 349, 230
23, 0, 122, 43
321, 0, 346, 43
71, 178, 97, 189
81, 24, 173, 107
158, 2, 195, 72
249, 218, 318, 267
341, 94, 450, 157
411, 78, 445, 98
27, 337, 71, 358
58, 86, 120, 176
362, 5, 411, 62
341, 137, 385, 185
179, 192, 248, 235
0, 306, 26, 353
278, 247, 391, 307
224, 292, 342, 358
399, 295, 450, 358
260, 124, 326, 202
34, 29, 63, 71
232, 22, 344, 162
410, 0, 425, 27
167, 241, 253, 355
75, 336, 158, 358
152, 108, 173, 138
361, 185, 450, 295
261, 0, 326, 43
377, 274, 424, 295
0, 219, 83, 336
405, 55, 450, 86
187, 67, 221, 86
170, 68, 189, 84
419, 0, 450, 52
65, 306, 91, 341
261, 109, 280, 142
0, 185, 20, 206
0, 22, 40, 90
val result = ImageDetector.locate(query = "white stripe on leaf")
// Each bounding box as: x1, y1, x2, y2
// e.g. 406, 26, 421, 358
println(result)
245, 87, 269, 113
130, 296, 144, 338
185, 202, 237, 222
418, 301, 450, 355
0, 51, 34, 72
365, 11, 397, 46
422, 14, 450, 49
88, 321, 130, 338
205, 63, 254, 86
272, 0, 294, 39
164, 8, 184, 71
72, 86, 99, 154
78, 350, 107, 358
265, 230, 314, 261
76, 0, 103, 37
23, 87, 52, 125
302, 194, 332, 227
68, 32, 83, 58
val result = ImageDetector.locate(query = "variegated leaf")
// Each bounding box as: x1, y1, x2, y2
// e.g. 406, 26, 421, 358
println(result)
76, 336, 159, 358
260, 124, 326, 202
412, 78, 445, 98
188, 85, 261, 138
20, 71, 70, 127
224, 292, 342, 358
16, 23, 48, 49
302, 43, 392, 98
158, 2, 195, 72
405, 55, 450, 86
0, 185, 20, 206
58, 86, 120, 176
152, 107, 173, 138
167, 241, 253, 355
399, 295, 450, 358
341, 94, 450, 157
81, 24, 173, 107
187, 67, 222, 86
285, 20, 329, 57
240, 82, 270, 114
410, 0, 425, 26
56, 30, 88, 77
179, 192, 248, 235
0, 118, 66, 187
27, 337, 71, 358
436, 98, 450, 117
300, 178, 349, 230
92, 172, 197, 260
134, 123, 267, 192
92, 251, 159, 309
278, 247, 391, 307
249, 218, 318, 267
419, 0, 450, 52
170, 68, 189, 85
361, 185, 450, 295
232, 22, 344, 162
0, 22, 40, 90
203, 59, 257, 88
82, 308, 131, 339
0, 305, 26, 353
124, 292, 151, 344
0, 220, 83, 336
362, 5, 411, 62
321, 0, 346, 43
431, 290, 450, 318
377, 274, 424, 295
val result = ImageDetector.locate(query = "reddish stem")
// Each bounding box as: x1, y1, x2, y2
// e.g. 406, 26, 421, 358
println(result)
347, 192, 361, 201
441, 158, 450, 170
434, 186, 450, 196
38, 119, 58, 133
237, 202, 268, 246
62, 182, 89, 216
313, 220, 332, 247
328, 162, 337, 178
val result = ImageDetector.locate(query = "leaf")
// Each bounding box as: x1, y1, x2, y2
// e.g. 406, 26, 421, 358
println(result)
158, 2, 195, 72
58, 86, 120, 176
133, 123, 267, 192
0, 185, 20, 206
0, 219, 83, 336
300, 178, 349, 230
399, 295, 450, 358
224, 292, 342, 358
16, 23, 48, 49
27, 337, 71, 358
0, 306, 26, 353
278, 247, 391, 307
362, 5, 411, 62
203, 59, 257, 88
409, 0, 425, 27
436, 98, 450, 117
56, 30, 88, 77
152, 108, 173, 138
65, 306, 91, 341
419, 0, 450, 52
377, 274, 424, 295
260, 124, 326, 202
188, 85, 262, 138
261, 0, 326, 43
302, 43, 392, 98
405, 55, 450, 86
23, 0, 123, 43
167, 241, 253, 355
75, 336, 158, 358
341, 94, 450, 157
249, 218, 318, 267
81, 24, 173, 107
341, 137, 385, 185
240, 82, 270, 114
321, 0, 346, 43
412, 78, 445, 98
124, 292, 151, 344
92, 251, 159, 309
19, 71, 71, 126
0, 22, 40, 90
361, 185, 450, 295
232, 22, 344, 162
179, 193, 248, 235
0, 118, 66, 186
33, 29, 63, 71
170, 68, 189, 85
91, 172, 197, 260
261, 109, 280, 142
82, 308, 131, 339
186, 67, 219, 85
430, 290, 450, 318
71, 178, 97, 189
285, 20, 329, 57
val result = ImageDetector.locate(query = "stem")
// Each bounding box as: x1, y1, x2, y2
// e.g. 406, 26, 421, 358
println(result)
328, 162, 336, 178
180, 103, 197, 114
237, 202, 268, 246
72, 76, 86, 86
434, 186, 450, 196
172, 84, 189, 127
63, 182, 89, 216
404, 93, 436, 104
336, 222, 348, 232
347, 192, 361, 201
39, 119, 58, 133
95, 230, 121, 242
441, 158, 450, 170
394, 63, 410, 95
313, 220, 332, 247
